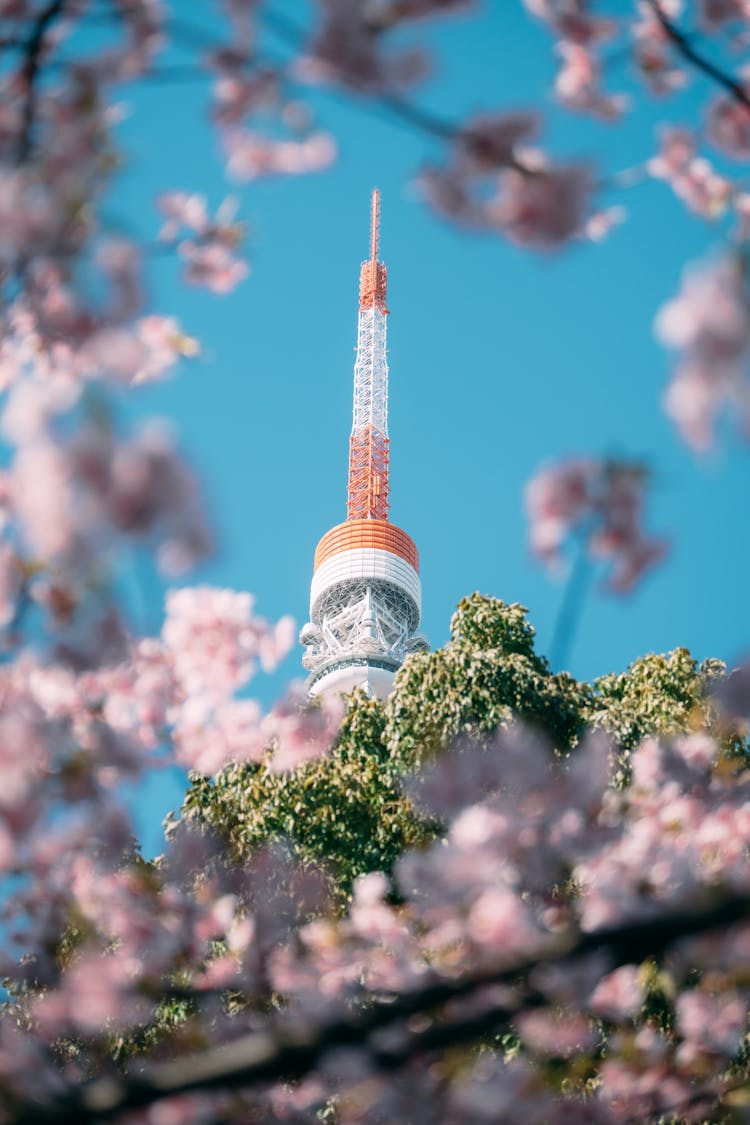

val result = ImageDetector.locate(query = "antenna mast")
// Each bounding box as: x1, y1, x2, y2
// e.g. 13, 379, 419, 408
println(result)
347, 188, 390, 521
300, 189, 428, 698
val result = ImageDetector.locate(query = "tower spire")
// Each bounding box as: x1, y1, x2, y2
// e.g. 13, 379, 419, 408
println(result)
348, 189, 390, 521
299, 190, 427, 699
370, 186, 380, 262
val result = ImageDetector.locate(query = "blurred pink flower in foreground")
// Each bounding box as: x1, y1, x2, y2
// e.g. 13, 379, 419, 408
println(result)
706, 89, 750, 160
157, 192, 249, 293
525, 457, 668, 592
633, 1, 689, 95
713, 656, 750, 720
222, 129, 337, 181
698, 0, 750, 29
172, 685, 342, 776
302, 0, 472, 91
656, 253, 750, 450
420, 111, 595, 249
648, 127, 731, 219
554, 42, 628, 121
523, 0, 618, 44
163, 586, 295, 703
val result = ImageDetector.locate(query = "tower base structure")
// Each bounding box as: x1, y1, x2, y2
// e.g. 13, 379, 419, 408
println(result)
300, 520, 428, 700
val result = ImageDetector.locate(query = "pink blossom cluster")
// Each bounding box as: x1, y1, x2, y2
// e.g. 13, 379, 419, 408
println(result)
0, 591, 748, 1125
0, 413, 212, 637
162, 586, 294, 700
656, 252, 750, 450
648, 127, 732, 219
221, 722, 750, 1121
0, 583, 340, 1071
713, 653, 750, 719
513, 0, 750, 446
302, 0, 473, 91
524, 0, 627, 121
632, 0, 689, 94
204, 32, 337, 185
707, 85, 750, 160
421, 112, 596, 249
554, 42, 629, 121
222, 127, 338, 182
0, 267, 198, 392
157, 193, 249, 294
76, 586, 339, 777
698, 0, 750, 29
523, 0, 618, 45
525, 456, 668, 592
0, 0, 748, 1119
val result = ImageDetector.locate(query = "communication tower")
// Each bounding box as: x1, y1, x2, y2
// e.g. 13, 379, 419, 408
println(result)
300, 191, 428, 698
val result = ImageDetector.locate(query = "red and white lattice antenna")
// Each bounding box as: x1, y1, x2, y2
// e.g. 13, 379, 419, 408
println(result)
347, 189, 390, 521
301, 189, 426, 697
370, 185, 380, 260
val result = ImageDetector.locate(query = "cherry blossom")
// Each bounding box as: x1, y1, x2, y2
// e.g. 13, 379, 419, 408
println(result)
713, 655, 750, 718
523, 0, 618, 45
676, 986, 748, 1059
656, 252, 750, 450
259, 684, 345, 772
648, 127, 732, 218
156, 193, 248, 294
706, 89, 750, 159
554, 42, 628, 120
209, 63, 279, 128
589, 964, 644, 1021
461, 111, 542, 170
632, 1, 689, 95
698, 0, 750, 28
173, 695, 266, 775
32, 948, 150, 1037
162, 586, 294, 702
156, 193, 211, 241
0, 2, 747, 1121
421, 116, 594, 249
525, 457, 667, 591
5, 420, 212, 579
222, 127, 337, 181
494, 160, 594, 249
302, 0, 467, 90
583, 204, 627, 243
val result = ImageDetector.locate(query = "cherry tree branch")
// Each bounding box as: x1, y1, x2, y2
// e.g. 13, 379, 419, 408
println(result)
17, 0, 68, 163
9, 890, 750, 1125
645, 0, 750, 111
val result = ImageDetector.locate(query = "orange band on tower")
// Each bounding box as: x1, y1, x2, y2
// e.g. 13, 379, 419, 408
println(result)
314, 520, 419, 572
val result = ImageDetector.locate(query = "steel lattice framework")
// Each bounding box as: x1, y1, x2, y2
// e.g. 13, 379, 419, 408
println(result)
347, 189, 390, 522
300, 191, 427, 699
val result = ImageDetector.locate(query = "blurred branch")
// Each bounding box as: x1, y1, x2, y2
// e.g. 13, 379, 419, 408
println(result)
17, 0, 68, 163
549, 524, 595, 672
646, 0, 750, 110
10, 890, 750, 1125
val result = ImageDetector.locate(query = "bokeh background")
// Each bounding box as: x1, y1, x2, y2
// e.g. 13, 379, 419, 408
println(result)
106, 2, 749, 849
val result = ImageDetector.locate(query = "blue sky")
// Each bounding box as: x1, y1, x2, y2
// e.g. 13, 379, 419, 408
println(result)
104, 3, 750, 851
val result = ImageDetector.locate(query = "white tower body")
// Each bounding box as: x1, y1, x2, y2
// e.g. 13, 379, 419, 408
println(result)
300, 192, 427, 699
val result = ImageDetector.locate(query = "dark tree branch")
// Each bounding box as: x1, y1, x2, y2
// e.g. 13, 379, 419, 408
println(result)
378, 91, 455, 141
17, 0, 68, 164
8, 891, 750, 1125
645, 0, 750, 111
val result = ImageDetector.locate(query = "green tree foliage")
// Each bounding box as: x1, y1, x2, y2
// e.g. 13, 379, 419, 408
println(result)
385, 593, 592, 764
178, 594, 740, 892
585, 648, 744, 787
588, 648, 728, 752
179, 693, 433, 895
